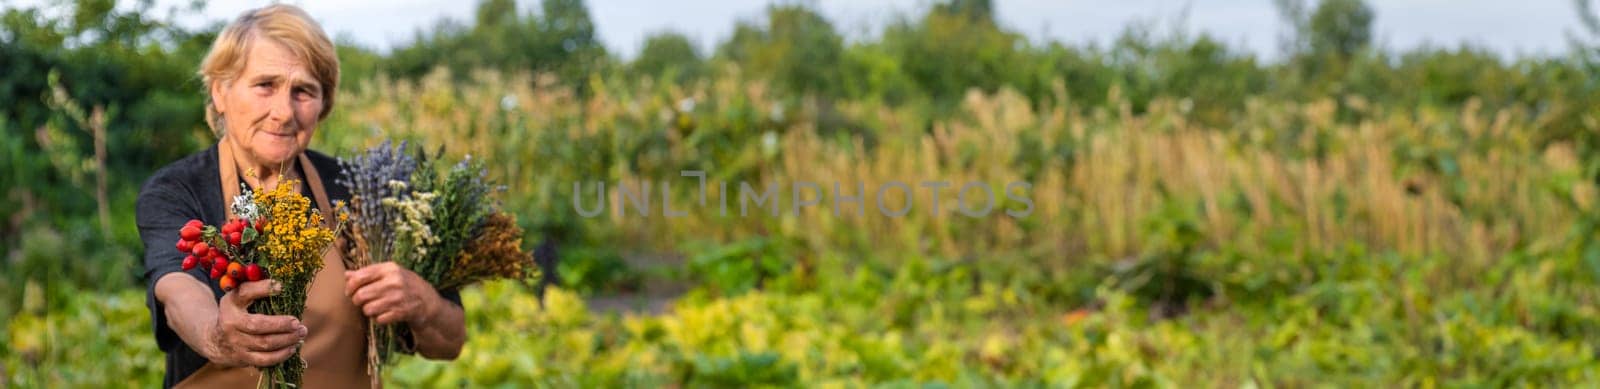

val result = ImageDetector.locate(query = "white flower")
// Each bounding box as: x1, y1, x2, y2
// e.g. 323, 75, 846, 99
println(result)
385, 190, 439, 262
761, 131, 779, 158
230, 188, 258, 219
500, 94, 518, 111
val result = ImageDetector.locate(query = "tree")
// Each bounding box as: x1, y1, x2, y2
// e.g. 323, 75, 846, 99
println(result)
1275, 0, 1373, 60
715, 4, 845, 98
476, 0, 517, 28
1565, 1, 1600, 183
1273, 0, 1375, 95
1, 0, 216, 298
630, 31, 704, 84
0, 0, 213, 175
1307, 0, 1373, 60
385, 0, 611, 88
882, 0, 1029, 107
933, 0, 994, 24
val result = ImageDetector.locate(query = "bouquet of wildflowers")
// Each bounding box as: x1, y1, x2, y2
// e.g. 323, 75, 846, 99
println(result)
173, 177, 343, 388
337, 140, 536, 381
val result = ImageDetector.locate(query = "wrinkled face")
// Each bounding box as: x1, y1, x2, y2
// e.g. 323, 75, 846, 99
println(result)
212, 39, 324, 167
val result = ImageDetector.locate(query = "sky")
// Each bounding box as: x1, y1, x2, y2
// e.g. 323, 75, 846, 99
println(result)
32, 0, 1594, 61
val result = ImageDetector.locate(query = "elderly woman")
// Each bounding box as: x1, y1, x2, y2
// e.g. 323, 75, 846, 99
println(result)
135, 5, 463, 387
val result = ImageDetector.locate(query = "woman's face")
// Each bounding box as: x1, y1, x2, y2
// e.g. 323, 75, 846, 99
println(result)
212, 39, 324, 167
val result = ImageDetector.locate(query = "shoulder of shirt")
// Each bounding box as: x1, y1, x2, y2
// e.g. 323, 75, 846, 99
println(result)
303, 148, 338, 169
303, 148, 344, 181
139, 145, 217, 197
303, 148, 352, 201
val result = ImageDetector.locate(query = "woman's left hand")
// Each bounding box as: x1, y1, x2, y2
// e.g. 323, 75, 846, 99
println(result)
345, 262, 440, 325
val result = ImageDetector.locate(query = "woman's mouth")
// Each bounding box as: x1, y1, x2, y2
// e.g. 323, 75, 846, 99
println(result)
261, 130, 297, 140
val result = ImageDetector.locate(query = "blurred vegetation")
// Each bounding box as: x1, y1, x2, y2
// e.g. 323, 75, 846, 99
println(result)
6, 0, 1600, 386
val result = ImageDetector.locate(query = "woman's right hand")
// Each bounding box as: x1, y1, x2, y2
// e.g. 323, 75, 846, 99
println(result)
202, 280, 308, 367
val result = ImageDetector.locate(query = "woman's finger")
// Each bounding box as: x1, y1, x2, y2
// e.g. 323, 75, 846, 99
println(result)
373, 310, 406, 325
344, 268, 377, 296
350, 277, 396, 306
344, 263, 396, 296
247, 346, 299, 368
237, 314, 301, 335
361, 295, 396, 317
245, 330, 306, 352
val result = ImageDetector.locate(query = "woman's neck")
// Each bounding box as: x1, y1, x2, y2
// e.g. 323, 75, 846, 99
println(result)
226, 138, 296, 191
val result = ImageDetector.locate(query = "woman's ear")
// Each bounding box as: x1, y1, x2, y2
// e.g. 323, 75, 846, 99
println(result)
210, 80, 229, 115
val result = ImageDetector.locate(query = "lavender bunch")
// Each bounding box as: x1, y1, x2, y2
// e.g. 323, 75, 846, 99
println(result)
335, 140, 420, 385
337, 142, 534, 380
337, 140, 418, 265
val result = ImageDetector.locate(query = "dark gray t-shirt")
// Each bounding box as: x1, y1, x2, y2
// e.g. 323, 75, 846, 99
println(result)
135, 144, 459, 387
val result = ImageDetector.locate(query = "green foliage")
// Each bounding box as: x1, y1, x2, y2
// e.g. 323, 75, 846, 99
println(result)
385, 0, 610, 89
411, 157, 495, 283
686, 237, 793, 297
1307, 0, 1375, 59
882, 0, 1028, 106
1, 0, 211, 319
934, 0, 995, 24
1109, 199, 1215, 314
1279, 0, 1374, 60
4, 290, 163, 387
0, 0, 213, 165
1276, 0, 1377, 97
687, 351, 799, 387
12, 264, 1600, 386
630, 30, 705, 84
555, 245, 637, 295
715, 5, 845, 98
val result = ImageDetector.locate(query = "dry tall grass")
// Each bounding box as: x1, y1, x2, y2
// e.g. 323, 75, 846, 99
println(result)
320, 70, 1590, 290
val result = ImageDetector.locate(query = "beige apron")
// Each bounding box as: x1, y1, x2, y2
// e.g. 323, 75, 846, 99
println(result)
176, 143, 371, 388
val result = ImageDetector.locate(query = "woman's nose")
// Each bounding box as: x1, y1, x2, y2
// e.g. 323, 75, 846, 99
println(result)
266, 88, 293, 124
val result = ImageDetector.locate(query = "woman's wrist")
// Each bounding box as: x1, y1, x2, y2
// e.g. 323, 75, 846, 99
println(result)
198, 317, 228, 363
404, 288, 465, 360
405, 287, 447, 328
157, 273, 228, 364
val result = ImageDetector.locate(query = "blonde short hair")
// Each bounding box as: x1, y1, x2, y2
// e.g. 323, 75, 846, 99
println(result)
199, 4, 339, 133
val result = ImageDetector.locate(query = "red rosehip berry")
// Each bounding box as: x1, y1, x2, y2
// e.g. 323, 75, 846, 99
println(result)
180, 226, 202, 241
181, 255, 198, 271
244, 263, 265, 282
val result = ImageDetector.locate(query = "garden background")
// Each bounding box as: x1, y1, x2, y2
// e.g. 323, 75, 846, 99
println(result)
5, 0, 1600, 386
